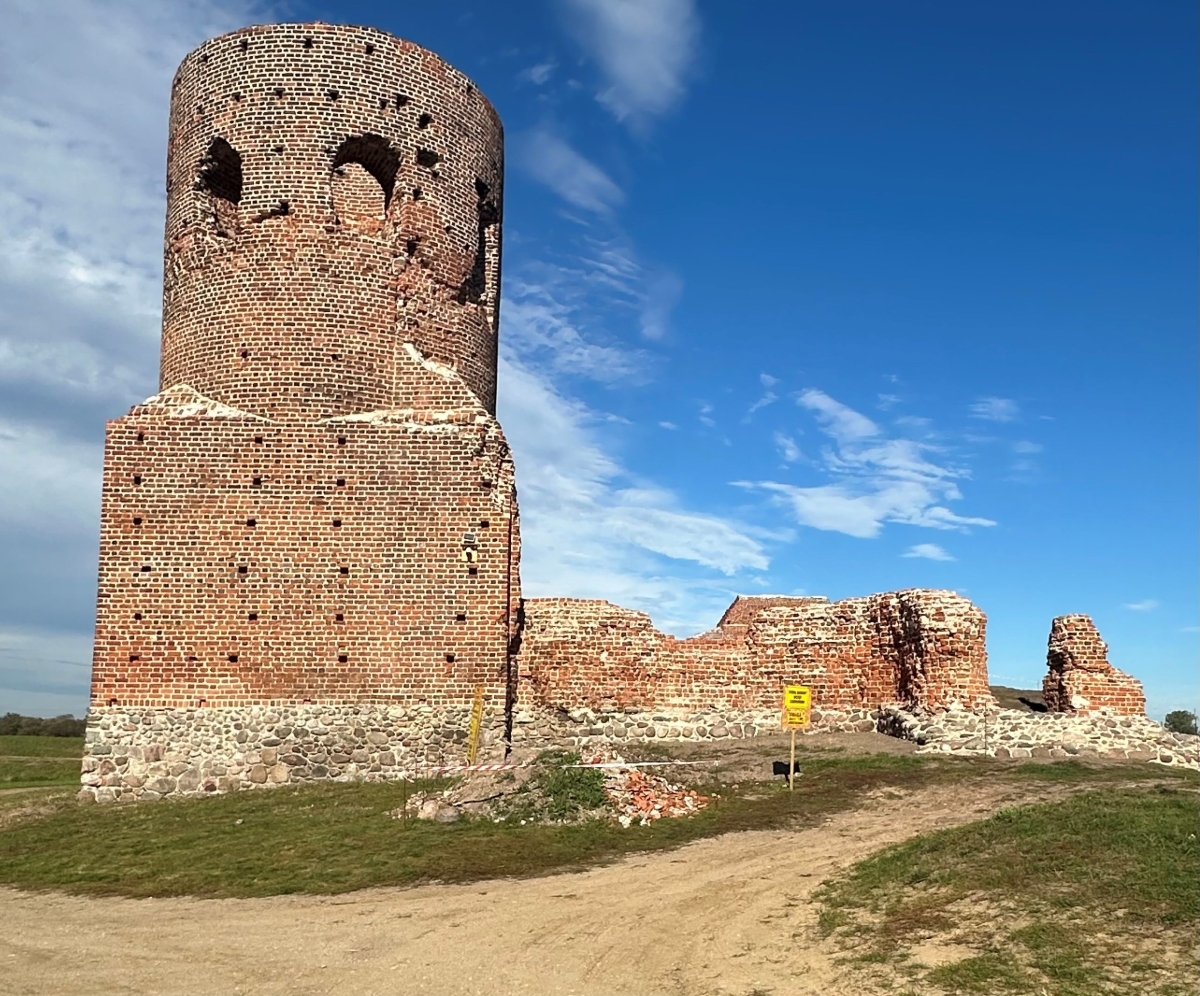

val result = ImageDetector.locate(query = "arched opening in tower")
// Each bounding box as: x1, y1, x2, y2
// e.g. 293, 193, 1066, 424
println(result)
331, 134, 400, 233
196, 136, 243, 236
457, 177, 500, 328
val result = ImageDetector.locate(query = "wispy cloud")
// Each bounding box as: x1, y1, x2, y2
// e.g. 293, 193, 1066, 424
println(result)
970, 396, 1020, 422
1124, 599, 1159, 612
903, 543, 955, 561
744, 373, 779, 421
560, 0, 701, 129
498, 351, 768, 634
520, 60, 557, 85
773, 431, 801, 464
513, 129, 625, 213
738, 390, 995, 539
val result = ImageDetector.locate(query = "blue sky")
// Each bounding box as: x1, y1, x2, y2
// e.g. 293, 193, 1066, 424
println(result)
0, 0, 1195, 718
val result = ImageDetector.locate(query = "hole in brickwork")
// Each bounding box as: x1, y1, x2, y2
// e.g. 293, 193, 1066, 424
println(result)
332, 134, 400, 208
455, 613, 466, 622
197, 698, 207, 708
239, 38, 248, 51
416, 148, 441, 169
187, 656, 198, 662
274, 87, 285, 98
232, 92, 243, 102
253, 200, 290, 223
418, 112, 432, 129
327, 89, 340, 101
129, 654, 140, 662
411, 187, 423, 200
136, 432, 145, 442
445, 653, 455, 663
338, 654, 348, 663
240, 348, 250, 359
254, 435, 263, 444
303, 36, 313, 49
248, 612, 258, 621
335, 478, 345, 487
252, 477, 262, 487
365, 42, 375, 54
133, 474, 142, 485
133, 612, 142, 620
228, 654, 239, 663
330, 353, 340, 361
133, 517, 143, 526
479, 479, 492, 490
199, 53, 209, 63
394, 93, 409, 107
479, 519, 490, 528
238, 566, 248, 574
378, 97, 387, 109
337, 436, 346, 446
468, 567, 478, 576
196, 137, 243, 204
246, 518, 256, 527
140, 565, 151, 572
272, 145, 284, 154
335, 613, 344, 622
339, 566, 350, 575
108, 697, 118, 706
405, 238, 420, 257
332, 519, 342, 527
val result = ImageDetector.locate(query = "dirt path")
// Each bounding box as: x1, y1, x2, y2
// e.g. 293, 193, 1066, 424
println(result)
0, 780, 1066, 996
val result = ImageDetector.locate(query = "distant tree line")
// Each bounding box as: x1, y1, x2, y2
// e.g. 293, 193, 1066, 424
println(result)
0, 713, 86, 737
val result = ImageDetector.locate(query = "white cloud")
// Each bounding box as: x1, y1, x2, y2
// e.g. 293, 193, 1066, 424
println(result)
970, 396, 1020, 422
773, 431, 801, 464
744, 373, 779, 420
739, 389, 995, 539
497, 351, 768, 634
513, 129, 625, 214
1124, 600, 1159, 612
520, 61, 557, 85
659, 421, 678, 430
560, 0, 701, 129
1013, 440, 1043, 454
903, 543, 955, 562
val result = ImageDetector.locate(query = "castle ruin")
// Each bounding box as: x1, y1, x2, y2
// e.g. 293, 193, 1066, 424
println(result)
79, 24, 1150, 802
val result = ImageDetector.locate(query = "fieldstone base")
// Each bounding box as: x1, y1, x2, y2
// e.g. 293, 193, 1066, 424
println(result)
78, 703, 509, 803
510, 706, 881, 748
880, 703, 1199, 769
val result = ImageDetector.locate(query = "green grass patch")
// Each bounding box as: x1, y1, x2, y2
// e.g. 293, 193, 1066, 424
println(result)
818, 787, 1200, 995
0, 753, 980, 899
0, 756, 80, 787
0, 735, 83, 758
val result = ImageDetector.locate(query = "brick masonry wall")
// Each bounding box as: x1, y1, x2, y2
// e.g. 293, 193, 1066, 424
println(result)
1042, 614, 1146, 715
516, 589, 995, 719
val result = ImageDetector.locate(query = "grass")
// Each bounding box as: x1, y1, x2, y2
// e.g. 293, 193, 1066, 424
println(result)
818, 785, 1200, 995
0, 735, 82, 788
0, 752, 976, 898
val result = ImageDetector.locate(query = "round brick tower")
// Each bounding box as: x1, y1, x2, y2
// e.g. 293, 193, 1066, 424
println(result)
160, 22, 504, 418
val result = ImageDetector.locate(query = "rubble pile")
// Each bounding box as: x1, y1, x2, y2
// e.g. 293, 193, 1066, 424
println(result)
598, 760, 709, 827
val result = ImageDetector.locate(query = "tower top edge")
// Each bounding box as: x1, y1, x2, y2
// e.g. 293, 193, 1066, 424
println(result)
175, 21, 500, 126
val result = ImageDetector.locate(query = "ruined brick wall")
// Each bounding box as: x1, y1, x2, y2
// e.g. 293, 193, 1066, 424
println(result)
1042, 615, 1146, 715
89, 23, 517, 735
517, 589, 994, 719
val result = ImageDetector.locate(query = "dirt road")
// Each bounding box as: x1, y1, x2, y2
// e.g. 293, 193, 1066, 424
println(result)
0, 781, 1057, 996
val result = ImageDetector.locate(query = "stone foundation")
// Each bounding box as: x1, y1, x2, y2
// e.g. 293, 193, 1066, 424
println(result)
78, 703, 509, 803
881, 704, 1197, 770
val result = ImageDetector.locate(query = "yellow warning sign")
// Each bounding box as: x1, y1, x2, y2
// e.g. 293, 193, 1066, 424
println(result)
782, 685, 811, 729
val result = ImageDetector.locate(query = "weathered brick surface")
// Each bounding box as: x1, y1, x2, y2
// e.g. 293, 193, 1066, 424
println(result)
1042, 614, 1146, 715
516, 589, 994, 717
88, 24, 519, 756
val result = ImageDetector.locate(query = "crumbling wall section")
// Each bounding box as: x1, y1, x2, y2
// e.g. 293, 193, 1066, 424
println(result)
517, 588, 994, 721
1042, 615, 1145, 715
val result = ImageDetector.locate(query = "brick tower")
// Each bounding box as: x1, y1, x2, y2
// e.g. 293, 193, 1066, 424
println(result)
83, 23, 520, 800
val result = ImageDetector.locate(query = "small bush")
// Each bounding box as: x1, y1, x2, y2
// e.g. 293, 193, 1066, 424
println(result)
1164, 710, 1198, 735
0, 713, 86, 738
530, 750, 608, 821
